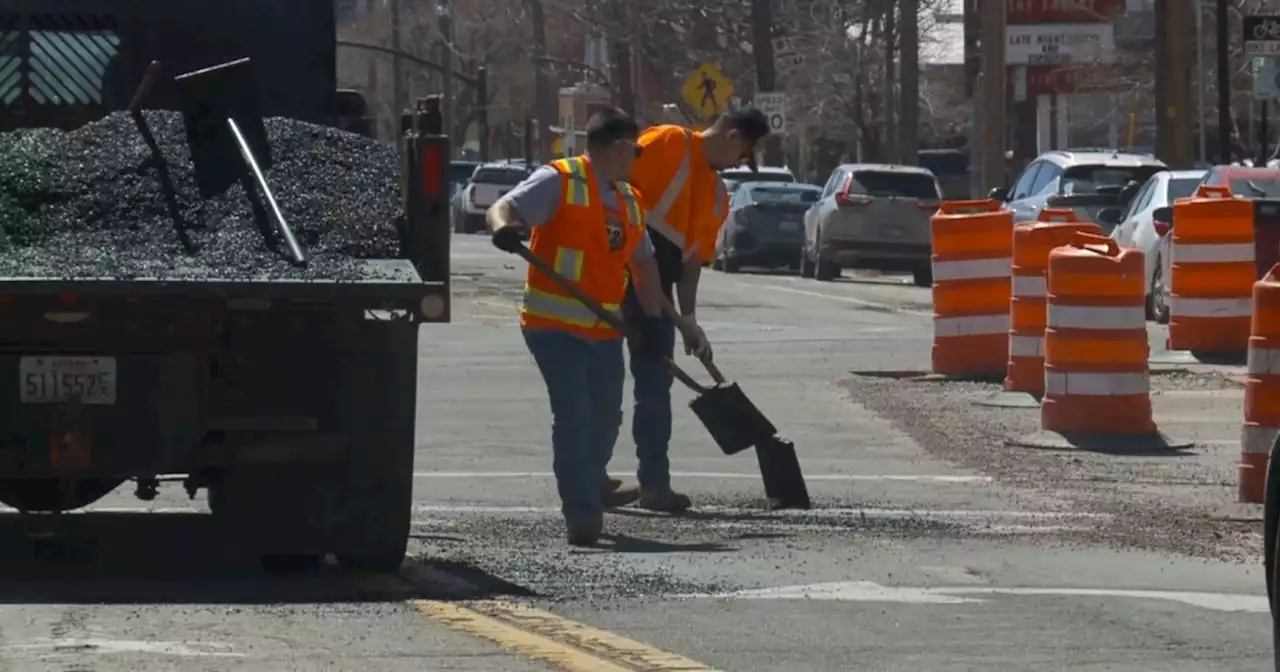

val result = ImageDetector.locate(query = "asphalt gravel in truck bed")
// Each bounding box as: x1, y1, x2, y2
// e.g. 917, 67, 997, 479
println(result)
0, 111, 403, 280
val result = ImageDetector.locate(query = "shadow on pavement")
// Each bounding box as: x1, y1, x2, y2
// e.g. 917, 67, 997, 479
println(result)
600, 533, 735, 554
0, 512, 525, 606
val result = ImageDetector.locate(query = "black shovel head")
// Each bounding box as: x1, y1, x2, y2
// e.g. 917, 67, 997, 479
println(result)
755, 435, 811, 510
689, 382, 777, 456
174, 57, 272, 197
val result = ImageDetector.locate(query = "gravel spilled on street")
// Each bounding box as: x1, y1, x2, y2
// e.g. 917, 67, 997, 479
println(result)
0, 111, 402, 280
842, 371, 1259, 563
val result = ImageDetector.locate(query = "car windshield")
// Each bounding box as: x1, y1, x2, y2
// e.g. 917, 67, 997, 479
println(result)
747, 186, 819, 204
1229, 177, 1280, 198
1060, 164, 1165, 196
471, 168, 529, 186
847, 171, 939, 199
1166, 177, 1203, 201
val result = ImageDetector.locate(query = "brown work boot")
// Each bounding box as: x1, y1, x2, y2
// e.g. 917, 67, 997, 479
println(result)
603, 476, 640, 508
638, 489, 692, 513
566, 517, 603, 547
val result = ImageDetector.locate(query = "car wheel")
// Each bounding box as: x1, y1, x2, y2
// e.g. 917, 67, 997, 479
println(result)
1149, 256, 1171, 324
722, 257, 742, 273
711, 256, 723, 271
1265, 431, 1280, 609
815, 258, 840, 281
799, 246, 816, 279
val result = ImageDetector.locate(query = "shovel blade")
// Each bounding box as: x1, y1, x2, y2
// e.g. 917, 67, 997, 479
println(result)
174, 57, 272, 197
755, 436, 811, 510
688, 382, 777, 456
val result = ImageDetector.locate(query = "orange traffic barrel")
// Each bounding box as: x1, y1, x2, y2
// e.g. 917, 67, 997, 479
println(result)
930, 200, 1014, 377
1005, 208, 1103, 397
1243, 269, 1280, 503
1007, 232, 1191, 451
1168, 184, 1255, 352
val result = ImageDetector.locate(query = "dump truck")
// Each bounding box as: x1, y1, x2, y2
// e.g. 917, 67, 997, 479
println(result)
0, 0, 447, 571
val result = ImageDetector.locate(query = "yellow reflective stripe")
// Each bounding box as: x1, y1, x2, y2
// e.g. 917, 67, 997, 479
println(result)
564, 157, 590, 207
618, 184, 644, 229
522, 286, 620, 328
554, 247, 585, 282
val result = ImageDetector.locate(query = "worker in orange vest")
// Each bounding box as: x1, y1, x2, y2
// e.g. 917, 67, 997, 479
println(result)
606, 108, 771, 513
486, 109, 670, 547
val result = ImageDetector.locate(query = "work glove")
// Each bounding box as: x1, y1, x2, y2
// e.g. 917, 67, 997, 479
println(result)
676, 314, 712, 363
491, 226, 525, 254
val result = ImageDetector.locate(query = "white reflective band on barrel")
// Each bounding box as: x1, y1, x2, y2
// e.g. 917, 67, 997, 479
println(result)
1012, 275, 1046, 298
930, 257, 1011, 282
644, 130, 693, 255
1169, 297, 1253, 318
1242, 425, 1279, 455
934, 314, 1010, 337
1248, 347, 1280, 376
1171, 242, 1255, 264
1045, 371, 1149, 396
1046, 305, 1145, 330
1009, 335, 1043, 357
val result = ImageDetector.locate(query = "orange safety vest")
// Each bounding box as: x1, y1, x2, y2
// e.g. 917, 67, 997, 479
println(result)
520, 155, 647, 340
631, 126, 723, 262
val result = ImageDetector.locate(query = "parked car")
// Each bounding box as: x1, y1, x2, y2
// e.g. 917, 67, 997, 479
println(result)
452, 162, 532, 233
722, 165, 795, 194
918, 148, 971, 200
713, 182, 820, 273
1105, 169, 1206, 322
800, 163, 942, 285
1150, 165, 1280, 323
991, 149, 1168, 224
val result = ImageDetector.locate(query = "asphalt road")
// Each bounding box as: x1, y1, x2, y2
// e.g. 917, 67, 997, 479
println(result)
0, 234, 1267, 671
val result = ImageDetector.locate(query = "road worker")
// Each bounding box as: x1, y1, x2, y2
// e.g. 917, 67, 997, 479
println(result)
486, 109, 671, 547
605, 108, 772, 512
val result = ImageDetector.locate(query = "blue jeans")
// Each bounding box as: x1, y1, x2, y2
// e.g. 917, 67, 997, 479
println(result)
523, 328, 625, 523
622, 284, 676, 491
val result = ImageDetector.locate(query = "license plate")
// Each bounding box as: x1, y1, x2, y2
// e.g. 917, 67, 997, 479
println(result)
20, 357, 117, 405
780, 220, 800, 231
879, 222, 905, 238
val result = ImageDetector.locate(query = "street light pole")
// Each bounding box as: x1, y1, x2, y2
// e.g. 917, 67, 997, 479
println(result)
1217, 0, 1231, 163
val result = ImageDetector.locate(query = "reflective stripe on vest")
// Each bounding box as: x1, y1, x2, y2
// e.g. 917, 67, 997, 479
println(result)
563, 156, 591, 207
522, 286, 621, 328
618, 182, 645, 231
554, 247, 585, 282
645, 130, 693, 255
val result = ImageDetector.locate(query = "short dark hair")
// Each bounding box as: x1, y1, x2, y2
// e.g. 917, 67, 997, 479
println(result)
585, 108, 640, 152
717, 107, 770, 171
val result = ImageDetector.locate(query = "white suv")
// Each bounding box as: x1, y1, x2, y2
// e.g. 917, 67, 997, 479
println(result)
453, 162, 532, 233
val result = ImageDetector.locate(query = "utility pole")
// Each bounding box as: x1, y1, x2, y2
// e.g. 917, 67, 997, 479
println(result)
1155, 0, 1193, 167
390, 0, 403, 118
899, 0, 919, 165
882, 1, 898, 163
1216, 0, 1231, 163
529, 0, 553, 162
978, 0, 1006, 193
610, 0, 635, 116
963, 0, 980, 195
751, 0, 784, 166
438, 0, 454, 152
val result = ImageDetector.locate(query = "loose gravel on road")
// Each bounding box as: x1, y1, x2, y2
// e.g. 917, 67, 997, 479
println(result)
842, 371, 1258, 563
0, 111, 401, 280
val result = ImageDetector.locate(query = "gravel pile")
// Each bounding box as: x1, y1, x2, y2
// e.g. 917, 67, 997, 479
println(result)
0, 111, 404, 281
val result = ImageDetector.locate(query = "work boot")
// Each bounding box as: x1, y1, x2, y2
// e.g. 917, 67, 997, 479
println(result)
603, 476, 640, 508
566, 517, 603, 547
638, 488, 692, 513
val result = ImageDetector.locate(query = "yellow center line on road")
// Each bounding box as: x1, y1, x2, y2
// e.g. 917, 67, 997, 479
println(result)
356, 572, 720, 671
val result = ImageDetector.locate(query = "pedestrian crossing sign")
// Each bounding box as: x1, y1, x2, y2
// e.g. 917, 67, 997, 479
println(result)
681, 63, 734, 120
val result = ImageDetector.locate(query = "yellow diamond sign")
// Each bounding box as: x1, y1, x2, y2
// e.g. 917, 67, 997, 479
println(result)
681, 63, 734, 120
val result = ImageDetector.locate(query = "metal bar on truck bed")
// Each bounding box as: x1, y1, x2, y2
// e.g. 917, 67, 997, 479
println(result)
226, 117, 307, 266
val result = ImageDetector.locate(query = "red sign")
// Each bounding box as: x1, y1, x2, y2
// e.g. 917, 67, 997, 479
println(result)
1006, 64, 1128, 96
1007, 0, 1125, 24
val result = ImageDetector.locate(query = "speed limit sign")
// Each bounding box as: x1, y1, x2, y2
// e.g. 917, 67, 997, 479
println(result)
753, 92, 787, 135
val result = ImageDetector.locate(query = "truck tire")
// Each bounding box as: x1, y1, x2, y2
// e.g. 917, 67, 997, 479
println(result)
0, 478, 123, 513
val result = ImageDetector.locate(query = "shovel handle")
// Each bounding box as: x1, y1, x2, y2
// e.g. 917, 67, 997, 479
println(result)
702, 359, 727, 385
666, 359, 707, 393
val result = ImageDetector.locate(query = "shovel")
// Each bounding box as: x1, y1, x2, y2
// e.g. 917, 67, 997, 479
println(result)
513, 243, 811, 509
